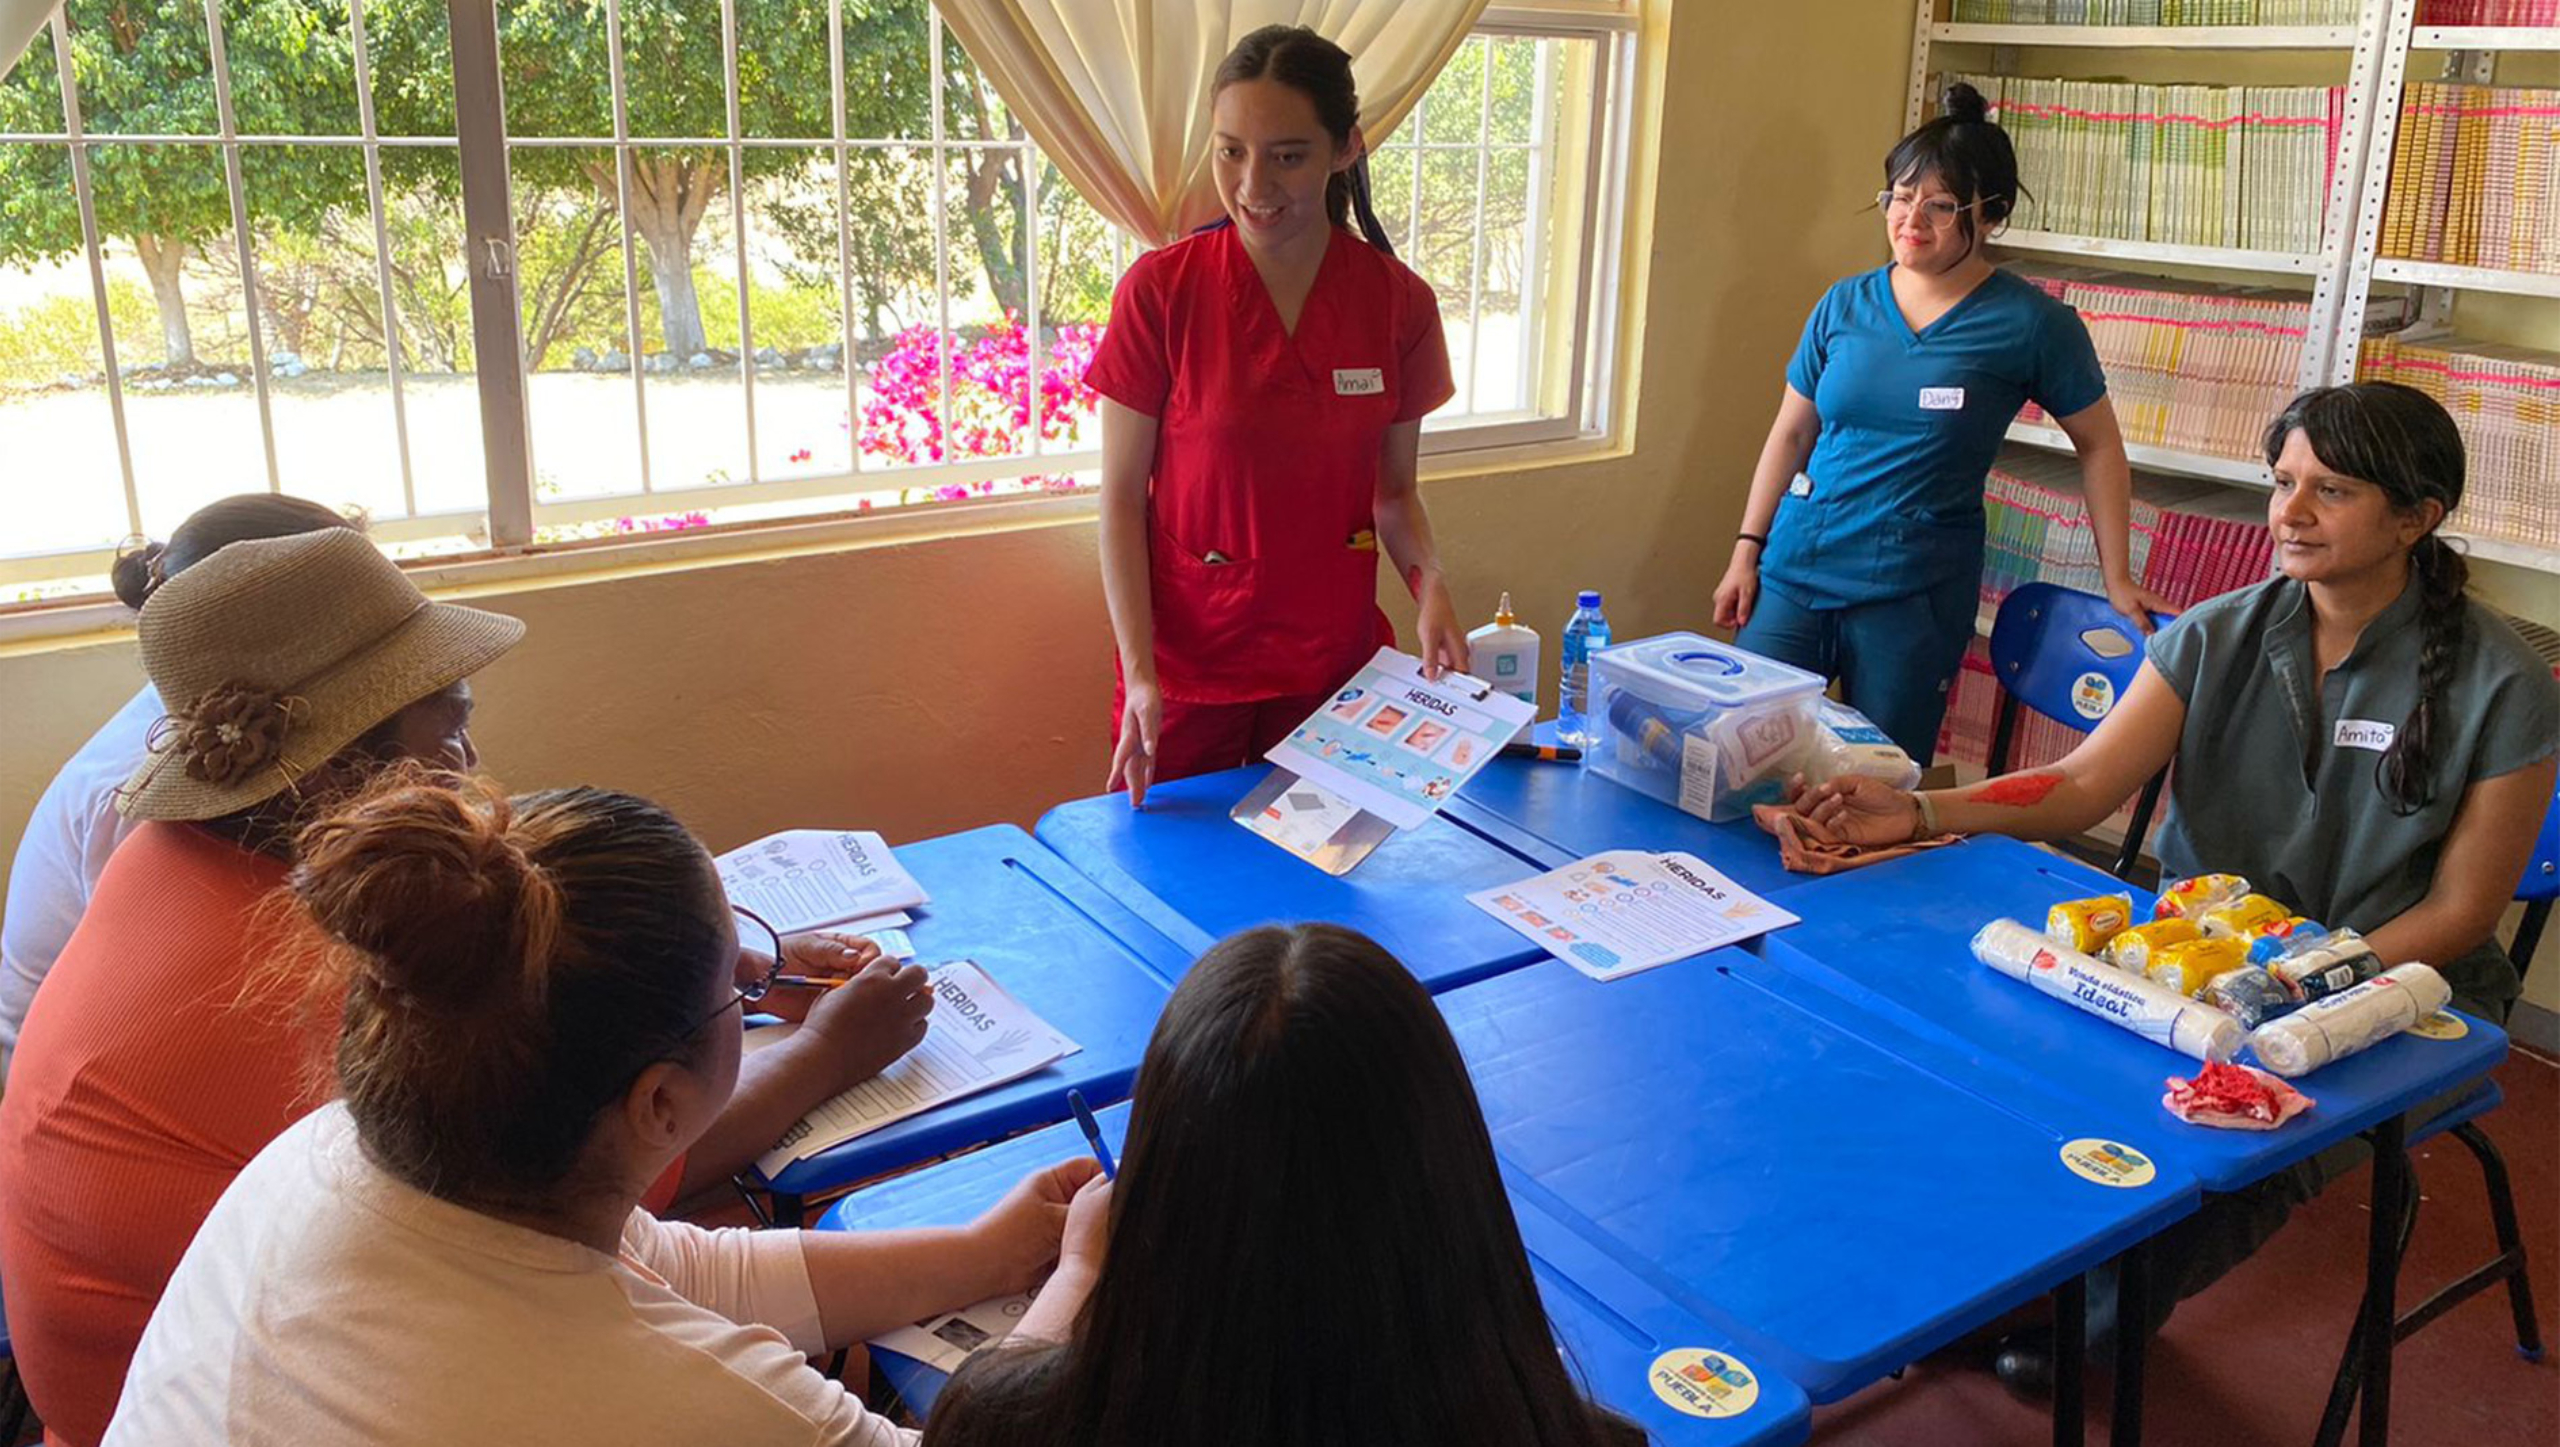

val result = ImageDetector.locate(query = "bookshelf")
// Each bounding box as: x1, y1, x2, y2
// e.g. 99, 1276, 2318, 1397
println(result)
1908, 0, 2560, 576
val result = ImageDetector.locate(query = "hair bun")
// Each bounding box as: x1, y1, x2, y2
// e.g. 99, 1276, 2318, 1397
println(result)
292, 769, 559, 1014
112, 540, 169, 611
1943, 81, 1990, 125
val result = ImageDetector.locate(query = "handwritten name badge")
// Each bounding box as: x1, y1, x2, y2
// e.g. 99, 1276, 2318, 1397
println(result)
1333, 368, 1385, 396
2334, 719, 2398, 752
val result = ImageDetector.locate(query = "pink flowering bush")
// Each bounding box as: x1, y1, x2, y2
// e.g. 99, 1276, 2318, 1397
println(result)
858, 314, 1104, 496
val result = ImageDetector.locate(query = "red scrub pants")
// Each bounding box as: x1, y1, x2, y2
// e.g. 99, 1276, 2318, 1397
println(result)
1110, 681, 1333, 791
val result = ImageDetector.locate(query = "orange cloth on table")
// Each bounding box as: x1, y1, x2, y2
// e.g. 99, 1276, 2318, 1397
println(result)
1751, 802, 1962, 875
0, 823, 688, 1446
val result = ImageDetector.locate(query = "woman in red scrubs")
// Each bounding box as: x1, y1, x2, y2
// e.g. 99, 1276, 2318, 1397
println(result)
1089, 25, 1468, 806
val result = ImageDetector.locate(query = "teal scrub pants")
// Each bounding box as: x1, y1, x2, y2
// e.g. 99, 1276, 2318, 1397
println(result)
1734, 571, 1980, 767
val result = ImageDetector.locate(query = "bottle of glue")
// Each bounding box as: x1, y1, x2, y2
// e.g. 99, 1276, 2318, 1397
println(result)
1467, 592, 1541, 741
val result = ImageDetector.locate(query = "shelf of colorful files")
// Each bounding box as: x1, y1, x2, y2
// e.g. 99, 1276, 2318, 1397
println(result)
1942, 71, 2353, 259
2358, 330, 2560, 568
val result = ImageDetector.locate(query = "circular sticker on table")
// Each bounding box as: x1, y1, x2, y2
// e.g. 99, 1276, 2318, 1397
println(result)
2059, 1137, 2157, 1189
2408, 1011, 2470, 1041
1648, 1347, 1762, 1419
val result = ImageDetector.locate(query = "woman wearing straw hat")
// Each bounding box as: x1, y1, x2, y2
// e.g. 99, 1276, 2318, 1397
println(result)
0, 531, 929, 1447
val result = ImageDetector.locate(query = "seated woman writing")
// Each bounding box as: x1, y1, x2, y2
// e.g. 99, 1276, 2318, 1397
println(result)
1789, 381, 2556, 1390
108, 774, 1093, 1445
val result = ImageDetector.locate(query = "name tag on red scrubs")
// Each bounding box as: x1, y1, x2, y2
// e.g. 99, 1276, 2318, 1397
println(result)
1334, 368, 1385, 396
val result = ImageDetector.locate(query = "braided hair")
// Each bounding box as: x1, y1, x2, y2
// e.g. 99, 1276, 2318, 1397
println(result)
2261, 382, 2470, 815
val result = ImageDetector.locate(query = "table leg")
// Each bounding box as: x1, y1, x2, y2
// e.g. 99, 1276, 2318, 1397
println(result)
2111, 1242, 2150, 1447
2359, 1114, 2410, 1447
2053, 1272, 2087, 1447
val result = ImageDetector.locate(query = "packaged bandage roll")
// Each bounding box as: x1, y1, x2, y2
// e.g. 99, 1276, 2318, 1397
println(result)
2247, 919, 2330, 965
2200, 967, 2294, 1031
2269, 936, 2384, 1003
2154, 873, 2251, 921
2047, 894, 2136, 954
2145, 937, 2253, 997
2198, 894, 2293, 941
2248, 964, 2451, 1078
2104, 918, 2202, 972
1972, 920, 2245, 1062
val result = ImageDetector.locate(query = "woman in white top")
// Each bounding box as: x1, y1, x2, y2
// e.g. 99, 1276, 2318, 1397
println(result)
108, 773, 1100, 1446
0, 493, 354, 1072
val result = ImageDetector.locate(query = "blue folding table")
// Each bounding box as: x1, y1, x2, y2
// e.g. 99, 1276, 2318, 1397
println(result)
751, 825, 1183, 1222
1034, 767, 1554, 992
1442, 726, 1807, 900
818, 1103, 1813, 1445
1742, 834, 2510, 1446
1438, 953, 2200, 1441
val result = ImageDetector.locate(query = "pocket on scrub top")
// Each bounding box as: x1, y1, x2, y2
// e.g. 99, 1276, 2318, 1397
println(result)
1149, 521, 1260, 653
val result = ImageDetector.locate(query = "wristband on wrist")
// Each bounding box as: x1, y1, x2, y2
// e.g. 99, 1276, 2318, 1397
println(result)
1736, 532, 1768, 551
1914, 791, 1941, 837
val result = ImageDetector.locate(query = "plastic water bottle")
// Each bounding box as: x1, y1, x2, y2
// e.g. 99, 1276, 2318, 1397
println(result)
1557, 590, 1611, 747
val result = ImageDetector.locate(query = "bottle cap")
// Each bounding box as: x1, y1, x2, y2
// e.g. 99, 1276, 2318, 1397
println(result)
1493, 591, 1516, 626
1578, 590, 1602, 609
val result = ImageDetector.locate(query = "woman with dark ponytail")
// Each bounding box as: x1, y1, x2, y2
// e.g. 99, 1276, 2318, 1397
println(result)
1786, 382, 2557, 1388
2, 494, 354, 1073
1091, 24, 1467, 806
1716, 82, 2164, 763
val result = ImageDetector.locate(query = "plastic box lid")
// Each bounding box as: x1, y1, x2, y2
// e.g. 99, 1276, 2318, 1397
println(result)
1592, 632, 1825, 715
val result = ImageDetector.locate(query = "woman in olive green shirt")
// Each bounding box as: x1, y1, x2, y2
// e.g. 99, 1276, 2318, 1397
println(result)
1791, 381, 2558, 1391
1801, 381, 2557, 1023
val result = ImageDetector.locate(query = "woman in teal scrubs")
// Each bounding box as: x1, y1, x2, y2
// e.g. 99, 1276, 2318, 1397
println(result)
1714, 83, 2166, 762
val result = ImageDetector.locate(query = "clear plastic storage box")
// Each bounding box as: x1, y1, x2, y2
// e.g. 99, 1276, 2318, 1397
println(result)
1588, 633, 1827, 822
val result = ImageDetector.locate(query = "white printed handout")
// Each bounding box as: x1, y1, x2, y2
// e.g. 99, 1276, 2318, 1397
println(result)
1265, 647, 1536, 830
715, 830, 929, 935
871, 1289, 1039, 1373
756, 961, 1078, 1177
1468, 852, 1799, 982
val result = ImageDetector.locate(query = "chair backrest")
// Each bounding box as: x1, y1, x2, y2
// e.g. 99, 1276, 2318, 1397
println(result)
1988, 582, 2176, 737
2518, 776, 2560, 906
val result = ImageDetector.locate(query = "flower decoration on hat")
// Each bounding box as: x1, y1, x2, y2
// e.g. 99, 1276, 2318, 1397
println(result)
169, 683, 308, 787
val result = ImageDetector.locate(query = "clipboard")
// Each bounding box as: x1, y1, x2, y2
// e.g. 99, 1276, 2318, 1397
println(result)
1231, 648, 1535, 875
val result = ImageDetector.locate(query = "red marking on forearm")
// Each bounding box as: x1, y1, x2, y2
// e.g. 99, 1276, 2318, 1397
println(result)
1970, 771, 2065, 807
1406, 563, 1425, 599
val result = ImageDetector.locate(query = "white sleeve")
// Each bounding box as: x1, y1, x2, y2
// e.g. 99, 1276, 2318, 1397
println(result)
620, 1210, 831, 1359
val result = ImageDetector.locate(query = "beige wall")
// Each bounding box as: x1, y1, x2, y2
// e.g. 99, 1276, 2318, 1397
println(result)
5, 2, 2555, 1008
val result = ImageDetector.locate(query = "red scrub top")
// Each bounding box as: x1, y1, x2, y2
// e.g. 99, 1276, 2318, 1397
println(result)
1086, 224, 1454, 704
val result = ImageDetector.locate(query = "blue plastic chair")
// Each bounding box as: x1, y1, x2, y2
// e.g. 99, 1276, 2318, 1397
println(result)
1984, 582, 2177, 879
2313, 777, 2557, 1446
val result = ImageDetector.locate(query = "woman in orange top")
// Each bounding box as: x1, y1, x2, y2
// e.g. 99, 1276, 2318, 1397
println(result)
1092, 26, 1469, 805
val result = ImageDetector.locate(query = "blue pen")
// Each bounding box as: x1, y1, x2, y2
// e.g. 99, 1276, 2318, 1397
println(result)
1066, 1089, 1118, 1180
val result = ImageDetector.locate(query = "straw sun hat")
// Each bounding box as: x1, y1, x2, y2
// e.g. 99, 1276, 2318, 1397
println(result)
118, 528, 526, 822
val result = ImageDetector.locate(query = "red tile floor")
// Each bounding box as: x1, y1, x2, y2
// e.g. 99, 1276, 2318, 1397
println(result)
1813, 1045, 2559, 1445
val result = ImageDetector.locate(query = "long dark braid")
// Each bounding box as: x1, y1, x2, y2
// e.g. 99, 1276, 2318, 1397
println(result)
2261, 382, 2470, 815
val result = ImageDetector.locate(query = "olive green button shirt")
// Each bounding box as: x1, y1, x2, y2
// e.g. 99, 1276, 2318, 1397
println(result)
2146, 575, 2559, 1020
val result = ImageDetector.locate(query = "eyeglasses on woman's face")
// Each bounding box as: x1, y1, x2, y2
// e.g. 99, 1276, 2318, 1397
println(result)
1876, 189, 1979, 229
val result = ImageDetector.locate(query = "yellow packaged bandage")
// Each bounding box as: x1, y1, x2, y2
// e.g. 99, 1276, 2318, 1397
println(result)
2144, 937, 2252, 997
2198, 894, 2294, 941
2154, 873, 2251, 920
2101, 918, 2203, 973
2046, 894, 2137, 953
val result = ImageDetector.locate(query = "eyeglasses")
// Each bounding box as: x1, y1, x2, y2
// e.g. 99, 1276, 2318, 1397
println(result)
1876, 190, 1979, 229
678, 904, 784, 1039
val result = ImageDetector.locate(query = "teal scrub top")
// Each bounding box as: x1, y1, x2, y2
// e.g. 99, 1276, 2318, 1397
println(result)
1764, 265, 2107, 608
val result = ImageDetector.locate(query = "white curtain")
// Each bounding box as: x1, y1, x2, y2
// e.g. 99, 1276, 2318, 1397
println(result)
934, 0, 1491, 247
0, 0, 57, 85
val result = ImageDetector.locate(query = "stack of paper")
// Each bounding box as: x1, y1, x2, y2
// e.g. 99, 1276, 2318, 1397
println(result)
2380, 83, 2560, 276
714, 829, 928, 935
2012, 264, 2314, 459
756, 961, 1079, 1177
2360, 333, 2560, 550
